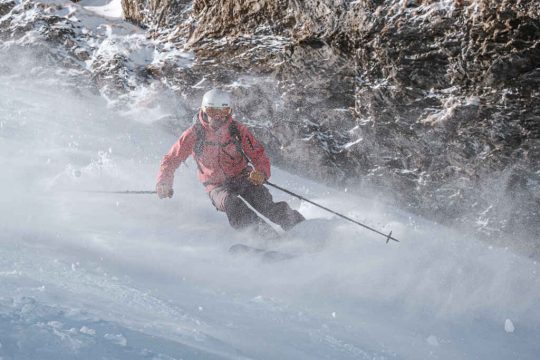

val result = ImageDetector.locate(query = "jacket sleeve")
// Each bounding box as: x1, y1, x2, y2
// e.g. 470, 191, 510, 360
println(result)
156, 126, 197, 185
237, 123, 271, 179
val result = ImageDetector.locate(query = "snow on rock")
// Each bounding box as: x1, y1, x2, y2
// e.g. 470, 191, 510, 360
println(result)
81, 0, 124, 19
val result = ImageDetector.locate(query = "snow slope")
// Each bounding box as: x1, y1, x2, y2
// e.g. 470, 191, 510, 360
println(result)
2, 59, 540, 360
1, 3, 540, 360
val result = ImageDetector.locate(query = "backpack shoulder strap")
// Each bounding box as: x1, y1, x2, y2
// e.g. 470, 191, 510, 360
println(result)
228, 120, 240, 143
229, 120, 252, 164
193, 115, 205, 158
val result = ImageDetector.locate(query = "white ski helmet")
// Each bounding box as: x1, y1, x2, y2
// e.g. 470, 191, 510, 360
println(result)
201, 89, 232, 109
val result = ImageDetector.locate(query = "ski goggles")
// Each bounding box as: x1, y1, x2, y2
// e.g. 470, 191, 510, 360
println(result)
203, 107, 231, 118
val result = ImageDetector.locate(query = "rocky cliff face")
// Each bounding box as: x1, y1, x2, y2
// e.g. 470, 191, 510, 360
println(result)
1, 0, 538, 252
353, 0, 539, 246
122, 0, 540, 251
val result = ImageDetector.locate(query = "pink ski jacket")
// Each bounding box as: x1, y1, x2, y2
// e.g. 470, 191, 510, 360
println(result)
157, 111, 271, 192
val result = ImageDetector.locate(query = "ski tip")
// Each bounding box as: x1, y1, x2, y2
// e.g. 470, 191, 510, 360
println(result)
228, 243, 295, 262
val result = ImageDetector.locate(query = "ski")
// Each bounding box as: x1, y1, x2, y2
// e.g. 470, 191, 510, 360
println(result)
228, 244, 295, 262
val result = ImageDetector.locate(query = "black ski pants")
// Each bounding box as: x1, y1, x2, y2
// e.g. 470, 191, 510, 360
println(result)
208, 175, 304, 231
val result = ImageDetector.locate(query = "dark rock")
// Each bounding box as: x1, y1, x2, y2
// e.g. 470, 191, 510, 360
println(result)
0, 0, 15, 17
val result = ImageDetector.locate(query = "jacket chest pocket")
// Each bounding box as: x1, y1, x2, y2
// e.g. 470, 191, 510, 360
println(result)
198, 141, 242, 168
198, 144, 220, 167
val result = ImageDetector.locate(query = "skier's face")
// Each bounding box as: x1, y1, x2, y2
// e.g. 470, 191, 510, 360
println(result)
204, 107, 231, 128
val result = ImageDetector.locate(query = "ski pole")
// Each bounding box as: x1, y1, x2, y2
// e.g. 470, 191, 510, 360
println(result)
71, 190, 156, 194
265, 181, 399, 243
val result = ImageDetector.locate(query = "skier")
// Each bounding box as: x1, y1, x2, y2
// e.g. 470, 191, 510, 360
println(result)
156, 89, 305, 238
